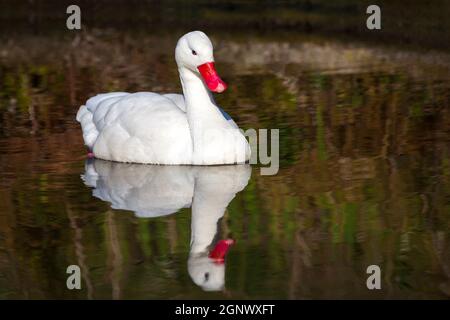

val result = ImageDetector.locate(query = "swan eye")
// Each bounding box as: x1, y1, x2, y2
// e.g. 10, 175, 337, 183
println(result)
191, 50, 197, 56
204, 272, 209, 281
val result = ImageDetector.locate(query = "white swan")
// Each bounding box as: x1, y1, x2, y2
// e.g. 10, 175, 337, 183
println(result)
82, 159, 251, 291
76, 31, 250, 165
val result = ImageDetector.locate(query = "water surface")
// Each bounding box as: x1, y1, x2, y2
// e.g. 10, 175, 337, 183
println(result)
0, 30, 449, 299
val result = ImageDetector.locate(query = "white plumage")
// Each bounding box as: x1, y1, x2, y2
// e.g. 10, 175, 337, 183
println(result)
76, 31, 250, 165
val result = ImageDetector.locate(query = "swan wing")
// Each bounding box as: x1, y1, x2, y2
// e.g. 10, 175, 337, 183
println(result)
77, 92, 192, 164
163, 93, 186, 112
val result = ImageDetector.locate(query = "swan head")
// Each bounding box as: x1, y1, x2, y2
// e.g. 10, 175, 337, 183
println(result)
175, 31, 227, 93
187, 239, 234, 291
188, 255, 226, 291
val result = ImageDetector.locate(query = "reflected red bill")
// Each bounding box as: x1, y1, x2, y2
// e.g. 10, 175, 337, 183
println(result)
209, 239, 235, 264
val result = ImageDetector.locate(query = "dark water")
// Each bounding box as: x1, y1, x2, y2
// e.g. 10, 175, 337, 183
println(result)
0, 29, 449, 299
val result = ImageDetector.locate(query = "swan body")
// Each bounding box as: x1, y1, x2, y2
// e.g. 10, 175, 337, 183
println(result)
77, 31, 250, 165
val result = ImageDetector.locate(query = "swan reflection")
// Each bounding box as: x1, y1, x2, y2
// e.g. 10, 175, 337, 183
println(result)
82, 159, 251, 291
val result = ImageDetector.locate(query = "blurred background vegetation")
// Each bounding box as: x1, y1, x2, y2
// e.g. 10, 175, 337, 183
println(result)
1, 0, 449, 50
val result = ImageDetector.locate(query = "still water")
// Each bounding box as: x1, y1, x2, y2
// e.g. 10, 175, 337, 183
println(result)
0, 31, 449, 299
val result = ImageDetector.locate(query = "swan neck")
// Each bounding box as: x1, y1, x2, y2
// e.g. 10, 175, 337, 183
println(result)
178, 67, 230, 159
179, 67, 217, 113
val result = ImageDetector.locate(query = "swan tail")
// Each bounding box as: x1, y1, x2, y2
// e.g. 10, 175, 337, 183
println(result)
76, 105, 99, 150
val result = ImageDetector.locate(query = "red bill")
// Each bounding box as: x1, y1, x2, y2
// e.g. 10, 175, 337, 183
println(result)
197, 62, 228, 93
